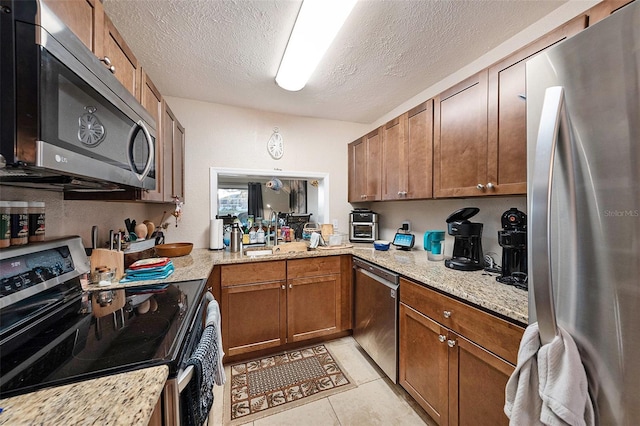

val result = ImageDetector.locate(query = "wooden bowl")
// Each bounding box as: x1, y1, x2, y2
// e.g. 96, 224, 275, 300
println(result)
154, 242, 193, 257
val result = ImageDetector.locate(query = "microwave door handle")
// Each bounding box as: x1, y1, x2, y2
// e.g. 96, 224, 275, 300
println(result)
128, 120, 154, 181
531, 86, 577, 345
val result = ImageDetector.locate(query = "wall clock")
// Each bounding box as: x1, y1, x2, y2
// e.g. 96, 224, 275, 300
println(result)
267, 128, 284, 159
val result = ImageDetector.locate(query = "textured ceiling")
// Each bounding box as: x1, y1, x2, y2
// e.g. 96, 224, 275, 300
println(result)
103, 0, 568, 124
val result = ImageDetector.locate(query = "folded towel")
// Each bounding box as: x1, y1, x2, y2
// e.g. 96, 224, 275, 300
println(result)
182, 324, 217, 426
505, 322, 595, 426
205, 298, 226, 386
119, 263, 174, 283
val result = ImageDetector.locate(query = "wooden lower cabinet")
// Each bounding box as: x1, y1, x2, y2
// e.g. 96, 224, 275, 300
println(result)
220, 256, 349, 358
287, 273, 340, 342
222, 280, 287, 357
399, 278, 523, 426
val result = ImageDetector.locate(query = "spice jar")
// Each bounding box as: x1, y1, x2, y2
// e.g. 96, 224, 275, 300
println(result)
9, 201, 29, 246
28, 201, 46, 242
0, 201, 11, 248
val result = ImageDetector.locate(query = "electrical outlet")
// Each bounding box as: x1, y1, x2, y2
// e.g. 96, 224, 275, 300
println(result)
401, 221, 411, 232
332, 219, 339, 231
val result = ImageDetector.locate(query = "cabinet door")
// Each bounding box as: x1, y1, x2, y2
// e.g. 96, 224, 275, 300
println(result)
486, 15, 586, 195
434, 71, 488, 198
586, 0, 634, 26
399, 303, 449, 425
381, 115, 407, 200
139, 71, 164, 202
162, 101, 186, 202
103, 14, 140, 98
449, 334, 514, 426
348, 128, 382, 202
287, 274, 340, 342
406, 100, 434, 199
42, 0, 104, 55
221, 281, 286, 357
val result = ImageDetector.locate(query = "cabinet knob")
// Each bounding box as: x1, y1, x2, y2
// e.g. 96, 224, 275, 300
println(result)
100, 56, 112, 66
443, 310, 451, 318
486, 182, 495, 190
447, 339, 456, 348
476, 183, 485, 190
397, 191, 402, 196
289, 284, 292, 289
438, 335, 446, 343
281, 285, 285, 290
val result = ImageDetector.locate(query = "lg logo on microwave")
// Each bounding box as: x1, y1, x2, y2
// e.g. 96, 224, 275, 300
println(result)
603, 209, 639, 217
55, 154, 68, 163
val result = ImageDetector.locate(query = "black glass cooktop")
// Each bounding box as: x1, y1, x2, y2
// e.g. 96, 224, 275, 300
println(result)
0, 279, 205, 398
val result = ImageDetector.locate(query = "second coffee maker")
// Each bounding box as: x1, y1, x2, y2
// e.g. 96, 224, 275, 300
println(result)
444, 207, 484, 271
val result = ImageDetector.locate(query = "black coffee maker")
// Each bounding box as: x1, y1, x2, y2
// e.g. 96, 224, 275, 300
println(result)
444, 207, 484, 271
497, 208, 528, 288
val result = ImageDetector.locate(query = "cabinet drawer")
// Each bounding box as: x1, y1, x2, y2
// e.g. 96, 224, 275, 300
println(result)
287, 256, 341, 279
221, 261, 286, 287
400, 278, 524, 365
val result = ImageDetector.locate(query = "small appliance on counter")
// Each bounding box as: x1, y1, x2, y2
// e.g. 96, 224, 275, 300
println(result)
349, 208, 378, 243
392, 223, 415, 250
496, 208, 527, 289
424, 230, 446, 261
444, 207, 484, 271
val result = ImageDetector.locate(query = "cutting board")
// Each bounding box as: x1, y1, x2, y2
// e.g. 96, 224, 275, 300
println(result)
271, 242, 308, 254
317, 244, 353, 250
90, 248, 125, 280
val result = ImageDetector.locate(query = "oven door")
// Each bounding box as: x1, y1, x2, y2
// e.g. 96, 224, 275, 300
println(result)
163, 292, 217, 425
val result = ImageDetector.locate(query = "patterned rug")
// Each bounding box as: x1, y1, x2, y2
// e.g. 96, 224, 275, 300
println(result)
224, 344, 356, 424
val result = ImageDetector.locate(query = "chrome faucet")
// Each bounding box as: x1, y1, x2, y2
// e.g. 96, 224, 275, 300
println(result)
268, 210, 279, 246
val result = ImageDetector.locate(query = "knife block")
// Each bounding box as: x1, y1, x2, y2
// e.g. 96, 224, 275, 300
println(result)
90, 248, 125, 281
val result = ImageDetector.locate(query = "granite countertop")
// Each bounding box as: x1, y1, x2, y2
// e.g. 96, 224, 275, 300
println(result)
88, 244, 528, 325
0, 366, 168, 425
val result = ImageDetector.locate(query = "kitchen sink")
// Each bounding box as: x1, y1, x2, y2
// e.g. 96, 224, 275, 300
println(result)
243, 248, 274, 257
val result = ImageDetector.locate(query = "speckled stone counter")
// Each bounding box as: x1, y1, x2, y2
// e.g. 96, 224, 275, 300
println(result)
86, 244, 528, 325
0, 365, 167, 425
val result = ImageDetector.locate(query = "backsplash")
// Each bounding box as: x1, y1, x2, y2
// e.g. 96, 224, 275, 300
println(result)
0, 186, 171, 250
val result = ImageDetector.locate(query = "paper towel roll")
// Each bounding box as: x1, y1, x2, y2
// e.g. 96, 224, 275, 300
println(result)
210, 218, 224, 250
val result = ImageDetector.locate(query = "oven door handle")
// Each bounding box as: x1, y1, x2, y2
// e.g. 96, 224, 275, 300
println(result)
177, 291, 215, 393
178, 365, 195, 393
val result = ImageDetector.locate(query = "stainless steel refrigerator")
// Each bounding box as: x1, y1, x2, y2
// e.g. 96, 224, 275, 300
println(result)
526, 2, 640, 424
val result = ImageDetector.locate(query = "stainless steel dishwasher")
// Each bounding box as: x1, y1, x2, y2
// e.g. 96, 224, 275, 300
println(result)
353, 258, 400, 383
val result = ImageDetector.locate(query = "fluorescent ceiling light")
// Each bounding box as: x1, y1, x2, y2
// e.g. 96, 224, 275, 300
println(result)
275, 0, 357, 91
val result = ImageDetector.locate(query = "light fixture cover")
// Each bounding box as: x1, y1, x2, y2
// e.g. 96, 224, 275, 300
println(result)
276, 0, 357, 91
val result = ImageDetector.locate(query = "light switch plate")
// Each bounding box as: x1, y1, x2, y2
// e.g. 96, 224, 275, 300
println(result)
401, 221, 411, 232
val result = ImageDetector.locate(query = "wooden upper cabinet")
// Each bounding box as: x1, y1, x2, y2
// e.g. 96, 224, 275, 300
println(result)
486, 15, 587, 196
381, 115, 406, 200
162, 101, 185, 202
406, 101, 433, 199
103, 14, 140, 98
348, 128, 382, 202
434, 71, 489, 198
139, 71, 164, 202
586, 0, 635, 26
42, 0, 105, 55
382, 101, 434, 200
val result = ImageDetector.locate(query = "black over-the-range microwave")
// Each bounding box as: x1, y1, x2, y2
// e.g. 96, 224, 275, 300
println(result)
0, 0, 156, 191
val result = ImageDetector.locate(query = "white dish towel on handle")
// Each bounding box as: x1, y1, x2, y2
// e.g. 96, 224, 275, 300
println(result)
504, 322, 595, 426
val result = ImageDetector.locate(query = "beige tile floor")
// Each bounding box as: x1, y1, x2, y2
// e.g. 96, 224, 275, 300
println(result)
208, 336, 437, 426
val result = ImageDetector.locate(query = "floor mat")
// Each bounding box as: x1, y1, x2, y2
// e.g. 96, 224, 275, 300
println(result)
225, 344, 356, 424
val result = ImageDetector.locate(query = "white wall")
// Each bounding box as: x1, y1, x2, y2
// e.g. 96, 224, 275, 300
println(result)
163, 97, 368, 248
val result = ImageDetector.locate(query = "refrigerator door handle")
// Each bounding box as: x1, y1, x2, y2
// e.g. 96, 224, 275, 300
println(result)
530, 86, 573, 345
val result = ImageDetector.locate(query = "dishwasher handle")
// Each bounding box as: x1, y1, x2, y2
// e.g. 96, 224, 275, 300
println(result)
353, 258, 399, 285
357, 268, 399, 292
